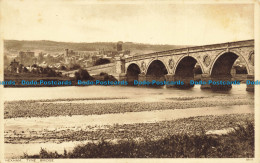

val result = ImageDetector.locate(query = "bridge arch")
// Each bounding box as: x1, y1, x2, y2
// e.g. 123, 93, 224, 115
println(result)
126, 63, 141, 85
210, 50, 250, 78
145, 59, 169, 75
174, 55, 204, 79
145, 59, 168, 82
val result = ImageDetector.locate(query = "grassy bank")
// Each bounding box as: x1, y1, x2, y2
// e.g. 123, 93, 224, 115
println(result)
23, 122, 254, 158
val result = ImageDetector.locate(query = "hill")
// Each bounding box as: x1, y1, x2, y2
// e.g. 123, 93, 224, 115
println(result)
4, 40, 188, 56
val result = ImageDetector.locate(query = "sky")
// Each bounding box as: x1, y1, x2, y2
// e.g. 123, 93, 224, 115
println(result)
0, 0, 254, 45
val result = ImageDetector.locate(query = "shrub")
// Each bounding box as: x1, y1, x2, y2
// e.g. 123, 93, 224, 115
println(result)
75, 69, 93, 81
23, 122, 254, 158
94, 58, 110, 66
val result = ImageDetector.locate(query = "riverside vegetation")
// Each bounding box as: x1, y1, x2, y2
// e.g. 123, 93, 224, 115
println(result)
22, 122, 254, 158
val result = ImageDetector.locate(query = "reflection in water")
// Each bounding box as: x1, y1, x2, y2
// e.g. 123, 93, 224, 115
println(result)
3, 84, 253, 101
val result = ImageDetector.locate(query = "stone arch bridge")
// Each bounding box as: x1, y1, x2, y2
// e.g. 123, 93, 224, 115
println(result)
87, 40, 254, 91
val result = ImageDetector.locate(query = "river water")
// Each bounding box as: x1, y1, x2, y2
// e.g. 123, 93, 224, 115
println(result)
4, 84, 254, 158
3, 84, 253, 101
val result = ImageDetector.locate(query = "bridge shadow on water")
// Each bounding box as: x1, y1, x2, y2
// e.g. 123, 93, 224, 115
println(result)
210, 85, 232, 92
125, 83, 237, 94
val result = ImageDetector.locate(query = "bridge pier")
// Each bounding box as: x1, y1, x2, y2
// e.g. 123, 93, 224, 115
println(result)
165, 74, 175, 88
118, 73, 127, 81
115, 57, 125, 74
177, 77, 194, 88
135, 74, 147, 86
145, 75, 154, 83
246, 75, 254, 92
138, 74, 146, 81
200, 74, 211, 89
211, 76, 233, 91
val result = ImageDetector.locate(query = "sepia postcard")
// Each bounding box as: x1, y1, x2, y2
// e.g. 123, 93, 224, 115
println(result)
0, 0, 260, 163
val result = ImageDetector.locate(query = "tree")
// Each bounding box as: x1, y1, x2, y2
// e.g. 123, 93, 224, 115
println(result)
60, 65, 67, 70
23, 67, 29, 73
99, 72, 118, 82
94, 58, 110, 66
32, 64, 38, 68
47, 70, 57, 77
18, 64, 24, 73
75, 69, 93, 80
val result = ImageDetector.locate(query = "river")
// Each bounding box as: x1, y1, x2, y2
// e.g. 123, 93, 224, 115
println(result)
3, 84, 253, 101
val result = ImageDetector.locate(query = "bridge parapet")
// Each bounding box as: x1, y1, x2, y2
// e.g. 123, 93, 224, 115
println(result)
229, 40, 254, 47
125, 39, 254, 63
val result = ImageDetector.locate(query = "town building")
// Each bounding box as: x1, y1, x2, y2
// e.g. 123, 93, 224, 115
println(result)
18, 51, 36, 66
9, 59, 19, 73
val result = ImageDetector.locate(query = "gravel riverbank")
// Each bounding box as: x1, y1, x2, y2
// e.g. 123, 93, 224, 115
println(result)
5, 113, 254, 144
4, 94, 254, 119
